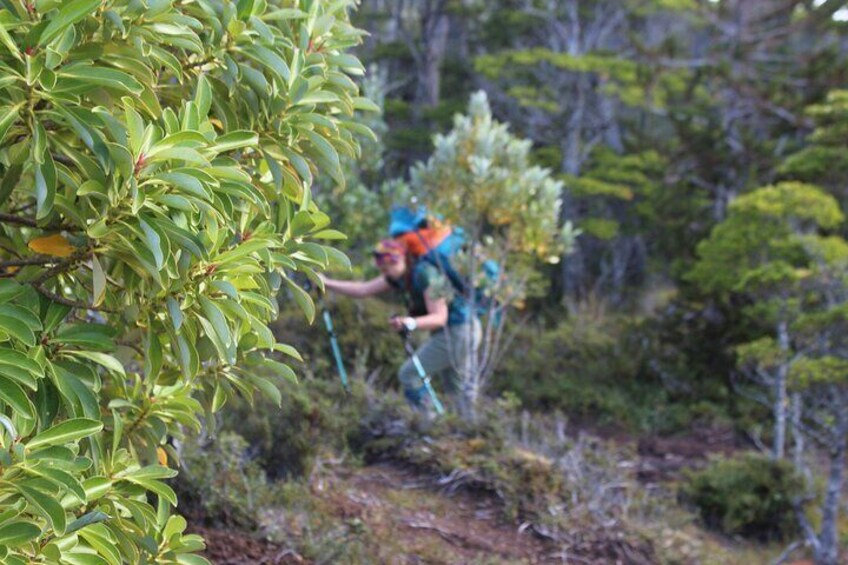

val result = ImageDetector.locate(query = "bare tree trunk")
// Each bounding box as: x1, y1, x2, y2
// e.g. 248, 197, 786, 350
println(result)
459, 377, 478, 422
791, 391, 804, 470
598, 82, 623, 153
773, 320, 789, 459
815, 414, 847, 565
460, 238, 481, 422
414, 2, 449, 107
460, 314, 479, 422
560, 75, 589, 302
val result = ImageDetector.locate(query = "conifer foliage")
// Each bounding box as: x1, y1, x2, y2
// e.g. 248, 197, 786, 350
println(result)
411, 91, 572, 417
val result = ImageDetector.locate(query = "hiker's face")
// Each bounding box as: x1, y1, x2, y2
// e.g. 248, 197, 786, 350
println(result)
377, 255, 406, 279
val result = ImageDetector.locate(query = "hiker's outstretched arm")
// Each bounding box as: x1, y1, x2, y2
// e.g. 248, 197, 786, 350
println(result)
321, 275, 390, 298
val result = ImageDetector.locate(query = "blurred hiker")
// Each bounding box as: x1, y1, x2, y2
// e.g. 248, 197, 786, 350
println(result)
319, 239, 481, 413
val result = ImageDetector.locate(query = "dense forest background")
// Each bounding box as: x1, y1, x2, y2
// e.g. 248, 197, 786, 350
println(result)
318, 0, 848, 429
184, 2, 848, 563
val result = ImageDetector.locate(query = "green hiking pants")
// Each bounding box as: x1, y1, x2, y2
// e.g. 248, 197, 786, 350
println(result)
398, 320, 481, 404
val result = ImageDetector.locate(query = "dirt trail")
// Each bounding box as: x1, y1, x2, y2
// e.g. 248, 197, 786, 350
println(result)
194, 425, 743, 564
197, 463, 555, 564
315, 463, 553, 563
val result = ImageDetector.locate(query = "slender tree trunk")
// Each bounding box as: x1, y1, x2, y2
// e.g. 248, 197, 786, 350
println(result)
791, 391, 804, 470
773, 320, 789, 459
560, 76, 589, 302
815, 414, 847, 565
415, 6, 449, 107
460, 238, 480, 422
461, 314, 479, 422
598, 82, 623, 153
459, 377, 478, 423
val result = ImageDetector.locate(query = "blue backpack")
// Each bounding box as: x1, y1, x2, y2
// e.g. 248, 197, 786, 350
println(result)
388, 207, 499, 313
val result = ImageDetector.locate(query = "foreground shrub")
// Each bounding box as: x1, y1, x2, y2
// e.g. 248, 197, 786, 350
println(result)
681, 453, 803, 541
0, 0, 370, 561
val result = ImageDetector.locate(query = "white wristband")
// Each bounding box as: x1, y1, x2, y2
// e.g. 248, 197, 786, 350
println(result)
403, 317, 417, 332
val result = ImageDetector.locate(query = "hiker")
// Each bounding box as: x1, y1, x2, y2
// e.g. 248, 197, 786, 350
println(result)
319, 239, 480, 412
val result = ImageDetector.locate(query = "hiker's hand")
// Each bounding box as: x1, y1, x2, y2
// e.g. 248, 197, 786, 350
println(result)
390, 316, 416, 332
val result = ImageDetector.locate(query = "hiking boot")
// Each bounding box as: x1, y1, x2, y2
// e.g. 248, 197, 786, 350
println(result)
404, 386, 437, 420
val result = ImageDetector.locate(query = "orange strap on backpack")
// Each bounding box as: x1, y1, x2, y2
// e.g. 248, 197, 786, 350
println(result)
395, 224, 452, 257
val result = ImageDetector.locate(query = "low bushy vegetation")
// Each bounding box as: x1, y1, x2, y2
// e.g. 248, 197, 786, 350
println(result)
494, 312, 735, 433
273, 294, 408, 391
681, 453, 804, 541
219, 378, 367, 479
174, 432, 276, 530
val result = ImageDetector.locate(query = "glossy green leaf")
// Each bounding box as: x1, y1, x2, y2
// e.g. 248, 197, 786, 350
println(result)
139, 218, 165, 270
0, 375, 35, 419
272, 343, 303, 362
91, 255, 107, 307
64, 351, 126, 377
0, 305, 42, 332
0, 521, 40, 547
18, 484, 67, 535
59, 64, 144, 94
0, 104, 22, 145
0, 348, 43, 376
310, 229, 347, 241
283, 278, 315, 323
27, 418, 103, 450
199, 296, 232, 348
38, 0, 100, 46
34, 151, 56, 221
0, 17, 22, 62
213, 130, 258, 152
66, 511, 110, 535
166, 297, 184, 332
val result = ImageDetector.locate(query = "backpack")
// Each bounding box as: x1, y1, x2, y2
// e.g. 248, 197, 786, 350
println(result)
388, 207, 500, 313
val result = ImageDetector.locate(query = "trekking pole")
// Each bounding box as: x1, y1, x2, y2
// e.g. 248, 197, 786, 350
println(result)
303, 279, 350, 393
321, 307, 350, 394
396, 323, 445, 416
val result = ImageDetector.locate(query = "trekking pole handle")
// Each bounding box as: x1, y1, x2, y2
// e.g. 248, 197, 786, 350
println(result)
392, 315, 417, 333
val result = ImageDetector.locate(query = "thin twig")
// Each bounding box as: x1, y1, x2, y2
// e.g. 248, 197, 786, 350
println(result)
0, 213, 79, 232
404, 521, 477, 548
0, 213, 38, 228
771, 540, 803, 565
31, 249, 91, 285
0, 256, 63, 268
9, 203, 35, 214
33, 284, 118, 313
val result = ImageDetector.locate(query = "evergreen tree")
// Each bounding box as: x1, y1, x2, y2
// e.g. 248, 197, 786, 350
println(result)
411, 91, 573, 418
